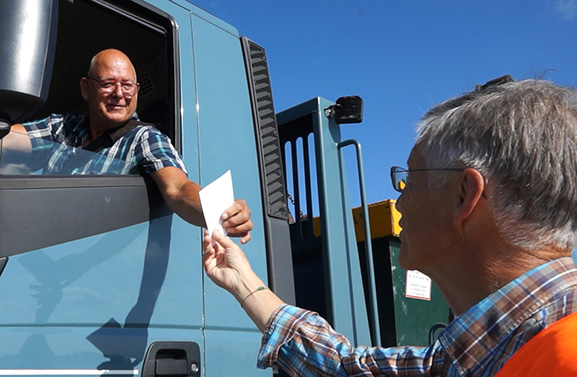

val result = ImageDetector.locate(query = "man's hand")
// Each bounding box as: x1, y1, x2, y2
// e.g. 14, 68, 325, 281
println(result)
151, 167, 253, 243
221, 199, 252, 244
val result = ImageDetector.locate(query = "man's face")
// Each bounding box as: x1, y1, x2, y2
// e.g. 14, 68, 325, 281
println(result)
83, 55, 138, 128
395, 146, 455, 274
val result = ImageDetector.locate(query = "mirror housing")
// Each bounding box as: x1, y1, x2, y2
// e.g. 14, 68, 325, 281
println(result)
326, 96, 363, 124
0, 0, 58, 137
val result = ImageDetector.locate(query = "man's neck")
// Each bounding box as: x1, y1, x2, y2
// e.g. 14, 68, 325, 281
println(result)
433, 244, 568, 316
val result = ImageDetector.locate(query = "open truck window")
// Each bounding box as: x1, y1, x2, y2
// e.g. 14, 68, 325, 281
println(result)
1, 0, 181, 177
0, 0, 180, 256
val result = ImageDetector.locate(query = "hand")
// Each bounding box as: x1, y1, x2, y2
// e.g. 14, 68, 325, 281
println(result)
203, 229, 254, 297
203, 229, 284, 332
221, 199, 253, 244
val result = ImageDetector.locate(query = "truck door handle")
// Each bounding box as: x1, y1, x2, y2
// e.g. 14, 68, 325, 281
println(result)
142, 341, 200, 377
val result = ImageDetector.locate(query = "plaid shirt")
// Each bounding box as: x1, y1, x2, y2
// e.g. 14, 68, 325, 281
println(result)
258, 257, 577, 376
21, 113, 186, 175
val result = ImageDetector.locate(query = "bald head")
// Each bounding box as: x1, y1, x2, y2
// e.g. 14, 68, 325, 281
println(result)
87, 49, 137, 80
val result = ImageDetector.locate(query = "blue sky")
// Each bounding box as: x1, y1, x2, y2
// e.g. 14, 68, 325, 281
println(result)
192, 0, 577, 206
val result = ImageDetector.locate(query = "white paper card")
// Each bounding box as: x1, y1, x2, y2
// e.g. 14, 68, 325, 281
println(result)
199, 170, 234, 241
405, 270, 432, 301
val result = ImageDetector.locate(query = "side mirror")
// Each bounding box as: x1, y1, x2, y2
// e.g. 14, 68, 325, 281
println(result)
325, 96, 363, 124
0, 0, 58, 138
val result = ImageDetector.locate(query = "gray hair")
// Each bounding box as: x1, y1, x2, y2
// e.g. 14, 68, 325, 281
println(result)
416, 79, 577, 251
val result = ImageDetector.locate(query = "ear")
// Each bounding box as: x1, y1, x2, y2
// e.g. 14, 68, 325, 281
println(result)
454, 168, 485, 226
80, 77, 89, 101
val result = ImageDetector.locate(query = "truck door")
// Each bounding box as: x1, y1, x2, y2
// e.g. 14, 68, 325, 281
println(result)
0, 0, 204, 375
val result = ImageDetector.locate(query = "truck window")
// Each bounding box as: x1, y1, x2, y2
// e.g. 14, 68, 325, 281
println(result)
0, 0, 180, 256
2, 0, 181, 176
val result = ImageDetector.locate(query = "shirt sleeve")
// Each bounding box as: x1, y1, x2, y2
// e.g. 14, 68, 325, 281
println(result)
134, 127, 187, 175
257, 304, 438, 377
22, 116, 52, 138
21, 114, 62, 156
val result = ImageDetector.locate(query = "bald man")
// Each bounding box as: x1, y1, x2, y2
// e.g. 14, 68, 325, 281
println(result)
8, 49, 252, 242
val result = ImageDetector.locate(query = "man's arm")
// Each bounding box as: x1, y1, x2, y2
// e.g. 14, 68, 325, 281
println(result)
203, 230, 437, 376
2, 123, 32, 153
150, 166, 253, 244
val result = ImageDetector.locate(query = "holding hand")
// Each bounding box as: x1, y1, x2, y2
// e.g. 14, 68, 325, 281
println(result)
221, 199, 252, 244
203, 229, 284, 332
203, 229, 256, 300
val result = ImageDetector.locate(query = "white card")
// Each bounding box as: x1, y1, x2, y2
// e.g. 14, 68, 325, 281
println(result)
199, 170, 234, 241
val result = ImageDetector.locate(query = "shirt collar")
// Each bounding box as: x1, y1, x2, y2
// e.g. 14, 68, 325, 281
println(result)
439, 257, 577, 374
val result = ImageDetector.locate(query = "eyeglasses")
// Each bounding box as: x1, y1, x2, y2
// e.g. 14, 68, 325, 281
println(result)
390, 166, 463, 193
86, 77, 139, 97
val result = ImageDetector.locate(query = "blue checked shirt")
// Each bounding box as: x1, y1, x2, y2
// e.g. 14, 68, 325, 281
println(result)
21, 113, 186, 175
258, 257, 577, 376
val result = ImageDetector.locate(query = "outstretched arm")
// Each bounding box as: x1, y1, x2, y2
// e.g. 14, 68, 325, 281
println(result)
203, 229, 283, 331
150, 167, 253, 243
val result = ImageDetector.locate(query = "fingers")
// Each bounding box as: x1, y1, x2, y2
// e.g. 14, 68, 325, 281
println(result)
211, 229, 236, 249
204, 228, 241, 258
221, 199, 249, 222
221, 199, 253, 237
203, 229, 213, 251
240, 231, 252, 244
202, 229, 217, 263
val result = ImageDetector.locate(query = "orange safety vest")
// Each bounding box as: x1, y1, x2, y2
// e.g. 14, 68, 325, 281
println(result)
495, 312, 577, 376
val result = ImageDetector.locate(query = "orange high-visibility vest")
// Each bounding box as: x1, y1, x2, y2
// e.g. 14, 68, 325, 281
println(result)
495, 312, 577, 376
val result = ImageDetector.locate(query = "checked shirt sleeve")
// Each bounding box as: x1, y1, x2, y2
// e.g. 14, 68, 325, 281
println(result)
22, 114, 66, 158
257, 304, 440, 377
133, 127, 187, 174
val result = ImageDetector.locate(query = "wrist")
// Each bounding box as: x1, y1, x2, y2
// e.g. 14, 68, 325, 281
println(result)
232, 272, 266, 303
240, 286, 268, 308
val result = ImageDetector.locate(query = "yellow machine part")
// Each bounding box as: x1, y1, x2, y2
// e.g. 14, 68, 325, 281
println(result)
311, 199, 401, 240
352, 199, 402, 241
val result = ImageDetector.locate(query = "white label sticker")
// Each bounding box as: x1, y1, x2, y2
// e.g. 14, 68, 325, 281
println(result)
405, 270, 432, 301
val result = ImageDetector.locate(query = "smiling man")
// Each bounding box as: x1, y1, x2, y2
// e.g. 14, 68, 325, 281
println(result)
81, 49, 141, 146
202, 77, 577, 376
8, 49, 253, 242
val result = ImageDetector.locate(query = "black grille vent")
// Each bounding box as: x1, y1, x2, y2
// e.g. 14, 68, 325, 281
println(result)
242, 37, 289, 220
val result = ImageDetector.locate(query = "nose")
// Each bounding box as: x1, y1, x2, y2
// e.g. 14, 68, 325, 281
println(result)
395, 191, 404, 214
112, 82, 124, 97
